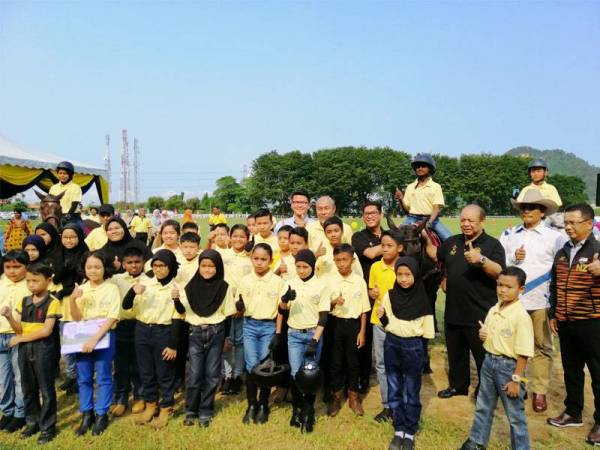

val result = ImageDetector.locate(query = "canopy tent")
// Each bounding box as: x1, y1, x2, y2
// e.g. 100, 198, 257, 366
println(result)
0, 134, 109, 203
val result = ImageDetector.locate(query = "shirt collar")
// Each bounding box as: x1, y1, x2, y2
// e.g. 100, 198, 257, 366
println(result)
493, 299, 521, 316
24, 292, 51, 308
516, 222, 545, 234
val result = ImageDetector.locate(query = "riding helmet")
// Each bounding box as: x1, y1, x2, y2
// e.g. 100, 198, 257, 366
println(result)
411, 153, 436, 173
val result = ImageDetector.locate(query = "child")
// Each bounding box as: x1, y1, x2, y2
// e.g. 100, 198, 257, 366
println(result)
110, 246, 147, 417
210, 223, 230, 253
274, 225, 296, 280
22, 235, 46, 264
177, 232, 201, 286
69, 251, 120, 436
395, 153, 452, 241
516, 157, 562, 207
181, 221, 200, 235
236, 243, 285, 424
289, 227, 309, 257
123, 249, 185, 429
246, 214, 258, 238
316, 216, 363, 279
84, 204, 114, 251
253, 209, 279, 253
1, 262, 61, 444
220, 224, 252, 395
34, 223, 63, 273
49, 161, 83, 228
327, 244, 370, 417
208, 206, 227, 229
275, 249, 329, 433
0, 250, 29, 433
369, 230, 404, 423
375, 257, 435, 450
181, 250, 235, 427
460, 266, 534, 450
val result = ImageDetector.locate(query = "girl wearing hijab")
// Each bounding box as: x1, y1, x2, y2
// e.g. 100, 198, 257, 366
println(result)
122, 249, 185, 429
275, 249, 330, 434
34, 223, 63, 273
375, 256, 434, 450
22, 235, 47, 264
181, 250, 235, 428
99, 217, 151, 273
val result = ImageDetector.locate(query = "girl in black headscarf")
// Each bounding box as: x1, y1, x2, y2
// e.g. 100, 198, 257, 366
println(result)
375, 256, 434, 450
22, 235, 47, 264
99, 217, 151, 273
35, 222, 63, 272
181, 249, 234, 427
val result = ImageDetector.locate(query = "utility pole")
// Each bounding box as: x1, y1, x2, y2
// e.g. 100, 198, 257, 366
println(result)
120, 129, 129, 205
104, 134, 111, 200
133, 138, 140, 205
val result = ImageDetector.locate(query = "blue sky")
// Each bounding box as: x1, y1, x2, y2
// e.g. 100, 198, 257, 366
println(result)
1, 1, 598, 202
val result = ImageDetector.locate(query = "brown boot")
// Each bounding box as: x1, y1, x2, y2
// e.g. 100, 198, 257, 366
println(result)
150, 407, 173, 429
135, 402, 158, 425
348, 390, 364, 416
131, 399, 146, 415
327, 390, 343, 417
270, 387, 288, 403
110, 404, 127, 417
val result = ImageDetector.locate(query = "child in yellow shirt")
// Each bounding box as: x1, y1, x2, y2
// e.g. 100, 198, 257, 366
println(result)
177, 232, 201, 286
316, 216, 363, 279
273, 225, 296, 280
253, 208, 279, 253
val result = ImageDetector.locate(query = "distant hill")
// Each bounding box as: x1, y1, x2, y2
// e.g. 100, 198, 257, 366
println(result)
505, 146, 598, 202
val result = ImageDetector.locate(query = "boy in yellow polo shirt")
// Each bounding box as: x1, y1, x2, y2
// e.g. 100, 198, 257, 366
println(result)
316, 217, 363, 279
1, 263, 61, 444
460, 266, 534, 450
0, 250, 30, 433
253, 208, 279, 253
177, 232, 201, 286
128, 208, 152, 245
369, 231, 403, 423
516, 157, 562, 207
395, 153, 451, 241
49, 161, 83, 229
208, 206, 227, 229
84, 204, 114, 251
327, 244, 370, 417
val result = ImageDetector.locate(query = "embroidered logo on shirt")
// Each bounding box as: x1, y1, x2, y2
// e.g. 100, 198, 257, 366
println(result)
450, 245, 457, 256
311, 294, 320, 304
500, 328, 513, 338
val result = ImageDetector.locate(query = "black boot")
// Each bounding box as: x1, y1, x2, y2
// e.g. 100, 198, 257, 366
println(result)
4, 416, 26, 433
92, 414, 109, 436
300, 394, 315, 434
254, 403, 269, 424
59, 376, 77, 391
75, 411, 95, 436
37, 427, 57, 445
289, 382, 302, 428
21, 423, 40, 437
242, 404, 257, 424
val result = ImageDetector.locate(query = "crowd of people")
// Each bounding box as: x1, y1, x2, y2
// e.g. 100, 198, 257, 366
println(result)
0, 156, 599, 450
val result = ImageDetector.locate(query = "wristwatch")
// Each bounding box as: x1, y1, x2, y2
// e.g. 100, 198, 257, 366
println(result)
511, 374, 528, 383
479, 255, 488, 265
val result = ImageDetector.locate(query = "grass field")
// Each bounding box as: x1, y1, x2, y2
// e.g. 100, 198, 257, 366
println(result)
1, 216, 594, 449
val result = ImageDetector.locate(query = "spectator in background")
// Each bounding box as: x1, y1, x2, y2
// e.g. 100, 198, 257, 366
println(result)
88, 207, 102, 224
129, 208, 153, 245
208, 206, 227, 230
3, 211, 31, 252
274, 189, 315, 232
182, 209, 193, 224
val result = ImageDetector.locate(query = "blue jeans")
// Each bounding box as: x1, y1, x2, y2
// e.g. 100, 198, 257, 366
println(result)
243, 318, 275, 372
372, 324, 388, 407
0, 333, 24, 418
288, 328, 323, 376
469, 354, 530, 450
76, 331, 116, 415
404, 214, 451, 241
223, 316, 245, 379
186, 323, 225, 419
59, 323, 77, 379
384, 334, 425, 434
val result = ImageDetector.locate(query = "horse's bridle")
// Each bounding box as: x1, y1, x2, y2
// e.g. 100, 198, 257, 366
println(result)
40, 198, 62, 229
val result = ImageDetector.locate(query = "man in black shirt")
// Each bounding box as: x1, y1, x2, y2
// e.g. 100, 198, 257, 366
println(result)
436, 204, 505, 398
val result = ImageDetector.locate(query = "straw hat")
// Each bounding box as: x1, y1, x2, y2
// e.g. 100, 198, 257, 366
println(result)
511, 190, 558, 216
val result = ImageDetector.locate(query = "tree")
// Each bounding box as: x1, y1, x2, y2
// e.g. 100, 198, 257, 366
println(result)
146, 196, 165, 211
199, 193, 212, 213
547, 174, 588, 208
185, 197, 202, 212
212, 176, 246, 213
165, 193, 185, 212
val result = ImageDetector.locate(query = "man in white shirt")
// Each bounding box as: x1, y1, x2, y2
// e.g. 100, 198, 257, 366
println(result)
274, 189, 315, 232
500, 190, 566, 413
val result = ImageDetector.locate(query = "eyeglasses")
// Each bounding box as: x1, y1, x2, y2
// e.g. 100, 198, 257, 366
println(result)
363, 211, 380, 216
292, 200, 309, 205
564, 220, 590, 227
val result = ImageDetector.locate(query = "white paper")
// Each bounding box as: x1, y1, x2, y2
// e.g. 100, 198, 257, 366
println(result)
60, 318, 110, 354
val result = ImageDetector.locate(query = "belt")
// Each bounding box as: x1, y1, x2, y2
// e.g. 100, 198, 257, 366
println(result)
289, 327, 317, 334
247, 317, 275, 323
408, 214, 430, 219
190, 323, 222, 330
137, 321, 170, 328
486, 352, 516, 362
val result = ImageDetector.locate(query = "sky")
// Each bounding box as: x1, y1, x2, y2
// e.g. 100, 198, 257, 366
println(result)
1, 1, 599, 203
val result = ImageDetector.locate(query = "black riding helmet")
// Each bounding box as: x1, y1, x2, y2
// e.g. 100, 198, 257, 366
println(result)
295, 360, 321, 395
411, 153, 436, 174
251, 354, 290, 389
527, 157, 548, 171
57, 161, 75, 175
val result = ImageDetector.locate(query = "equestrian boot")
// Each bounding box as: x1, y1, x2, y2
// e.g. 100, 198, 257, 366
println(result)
327, 390, 343, 417
348, 390, 364, 416
135, 402, 158, 425
289, 382, 302, 428
75, 411, 95, 436
300, 394, 316, 434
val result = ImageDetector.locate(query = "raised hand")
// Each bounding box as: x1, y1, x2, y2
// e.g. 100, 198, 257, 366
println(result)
515, 244, 526, 262
587, 253, 600, 276
394, 186, 404, 202
235, 294, 245, 312
71, 283, 83, 299
315, 242, 326, 258
464, 241, 482, 264
133, 281, 146, 295
171, 282, 180, 300
281, 286, 296, 303
478, 320, 488, 341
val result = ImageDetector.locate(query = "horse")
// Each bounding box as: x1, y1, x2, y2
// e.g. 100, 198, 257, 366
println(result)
34, 190, 100, 234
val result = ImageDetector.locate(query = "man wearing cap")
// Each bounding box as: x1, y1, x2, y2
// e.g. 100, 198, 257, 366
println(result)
84, 204, 114, 251
517, 158, 562, 207
500, 191, 567, 412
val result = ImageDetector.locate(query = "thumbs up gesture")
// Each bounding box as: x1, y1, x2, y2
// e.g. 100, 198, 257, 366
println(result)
0, 306, 11, 317
587, 253, 600, 276
113, 256, 121, 270
235, 294, 245, 312
376, 304, 385, 319
315, 242, 326, 258
478, 320, 488, 341
171, 282, 180, 300
281, 286, 296, 303
464, 241, 481, 264
279, 258, 288, 275
394, 186, 404, 201
71, 283, 83, 300
515, 244, 526, 262
133, 280, 146, 295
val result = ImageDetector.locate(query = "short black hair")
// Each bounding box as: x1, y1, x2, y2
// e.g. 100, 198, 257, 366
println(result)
3, 249, 29, 266
381, 230, 403, 246
81, 251, 115, 280
277, 225, 294, 235
333, 243, 354, 257
27, 262, 54, 278
289, 227, 309, 243
254, 208, 272, 220
180, 232, 201, 245
230, 224, 250, 238
214, 223, 230, 233
122, 246, 146, 260
323, 216, 344, 231
564, 203, 595, 221
160, 219, 181, 236
290, 189, 310, 202
500, 266, 527, 287
181, 222, 199, 232
362, 201, 382, 213
252, 242, 273, 259
247, 213, 256, 221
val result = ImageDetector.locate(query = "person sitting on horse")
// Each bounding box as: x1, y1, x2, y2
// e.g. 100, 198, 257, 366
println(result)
49, 161, 83, 229
395, 153, 451, 242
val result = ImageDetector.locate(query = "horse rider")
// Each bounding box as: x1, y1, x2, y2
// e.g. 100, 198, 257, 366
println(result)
49, 161, 84, 230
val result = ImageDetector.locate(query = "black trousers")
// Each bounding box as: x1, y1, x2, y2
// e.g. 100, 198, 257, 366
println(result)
18, 340, 58, 432
445, 323, 485, 392
358, 315, 373, 390
321, 316, 336, 393
135, 232, 148, 245
558, 319, 600, 422
330, 317, 362, 391
114, 320, 142, 404
175, 322, 189, 385
135, 322, 177, 408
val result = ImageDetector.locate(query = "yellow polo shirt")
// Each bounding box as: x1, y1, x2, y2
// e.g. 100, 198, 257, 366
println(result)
273, 253, 296, 281
181, 285, 236, 326
315, 244, 363, 279
254, 233, 280, 253
381, 292, 435, 338
483, 300, 534, 360
176, 256, 199, 286
208, 213, 227, 226
111, 272, 149, 320
49, 180, 82, 214
74, 280, 121, 324
85, 226, 108, 251
306, 220, 353, 253
368, 260, 397, 326
238, 271, 285, 320
403, 178, 445, 215
0, 278, 29, 334
327, 271, 371, 319
221, 248, 253, 296
517, 182, 562, 207
286, 276, 330, 330
133, 278, 186, 325
129, 216, 152, 234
